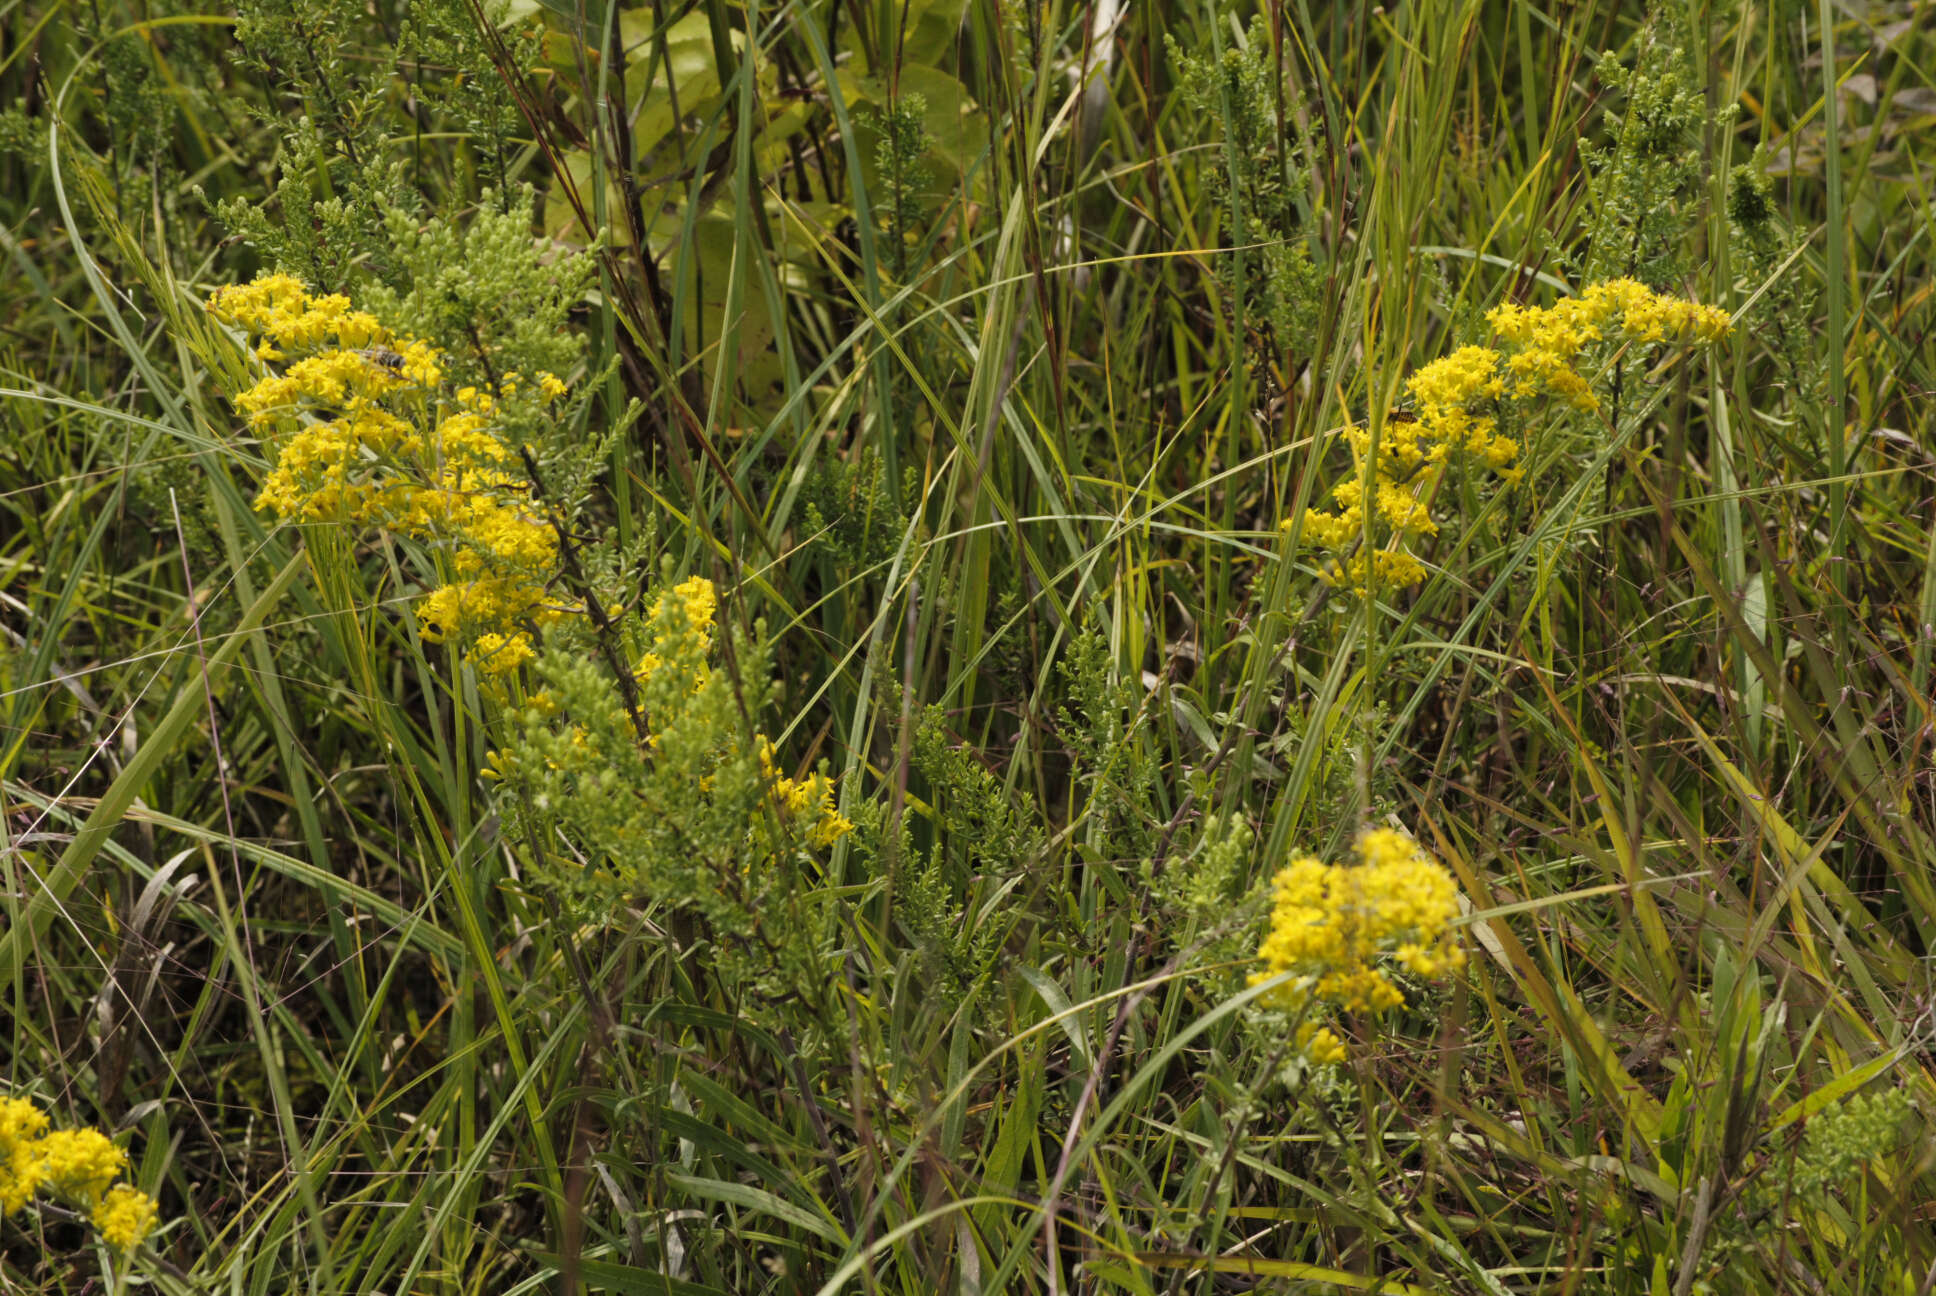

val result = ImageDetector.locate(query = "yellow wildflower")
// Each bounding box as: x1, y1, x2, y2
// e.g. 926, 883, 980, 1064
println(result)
754, 738, 854, 847
209, 273, 567, 677
0, 1097, 162, 1251
33, 1128, 127, 1205
658, 576, 718, 635
1296, 1022, 1348, 1066
636, 577, 719, 692
1373, 481, 1436, 536
1305, 546, 1426, 595
1292, 281, 1730, 594
1250, 828, 1465, 1060
91, 1183, 160, 1251
470, 631, 538, 674
0, 1096, 50, 1214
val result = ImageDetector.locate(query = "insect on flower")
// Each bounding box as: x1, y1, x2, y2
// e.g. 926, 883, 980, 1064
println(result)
354, 345, 406, 372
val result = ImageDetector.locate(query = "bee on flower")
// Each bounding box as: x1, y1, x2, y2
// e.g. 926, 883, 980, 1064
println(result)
1291, 280, 1731, 594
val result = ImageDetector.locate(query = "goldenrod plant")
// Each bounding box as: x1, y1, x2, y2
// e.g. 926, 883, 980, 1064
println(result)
207, 272, 571, 674
1168, 16, 1324, 355
1297, 278, 1732, 591
7, 0, 1936, 1293
0, 1097, 159, 1255
1249, 828, 1466, 1063
487, 568, 854, 950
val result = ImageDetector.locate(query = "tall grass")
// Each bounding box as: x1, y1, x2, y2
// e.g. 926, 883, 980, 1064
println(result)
4, 0, 1935, 1292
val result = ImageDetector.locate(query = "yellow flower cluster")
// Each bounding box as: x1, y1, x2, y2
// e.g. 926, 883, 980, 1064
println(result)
1487, 276, 1733, 356
1250, 828, 1465, 1062
200, 272, 392, 361
208, 274, 572, 674
636, 576, 719, 692
1293, 279, 1731, 593
757, 738, 854, 848
0, 1096, 160, 1252
92, 1184, 161, 1252
633, 577, 854, 848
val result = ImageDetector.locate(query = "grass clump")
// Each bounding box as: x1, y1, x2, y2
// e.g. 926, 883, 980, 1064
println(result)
4, 1, 1936, 1294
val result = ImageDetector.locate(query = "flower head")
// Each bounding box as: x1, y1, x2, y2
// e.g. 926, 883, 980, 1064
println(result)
209, 273, 565, 676
91, 1183, 161, 1251
636, 577, 720, 694
1292, 281, 1730, 594
0, 1094, 162, 1251
0, 1097, 51, 1215
1249, 828, 1465, 1060
33, 1128, 127, 1206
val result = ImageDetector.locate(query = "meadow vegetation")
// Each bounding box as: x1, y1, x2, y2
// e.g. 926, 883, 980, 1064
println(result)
3, 0, 1935, 1291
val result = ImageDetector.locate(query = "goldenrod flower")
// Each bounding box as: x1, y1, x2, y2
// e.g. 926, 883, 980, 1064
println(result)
208, 273, 565, 676
206, 273, 387, 358
91, 1183, 160, 1251
471, 631, 538, 674
1292, 281, 1730, 594
1328, 547, 1427, 595
636, 576, 720, 693
33, 1128, 127, 1205
0, 1094, 162, 1251
1296, 1022, 1348, 1066
0, 1096, 50, 1214
758, 739, 855, 847
1250, 828, 1465, 1059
